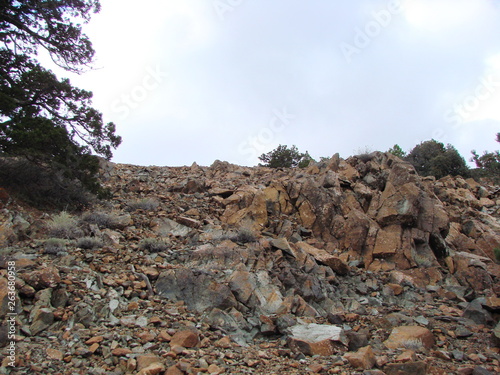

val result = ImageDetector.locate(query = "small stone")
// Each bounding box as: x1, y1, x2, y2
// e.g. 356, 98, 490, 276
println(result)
137, 362, 166, 375
136, 315, 149, 327
111, 348, 133, 356
46, 348, 63, 361
170, 329, 199, 348
165, 365, 184, 375
387, 283, 404, 296
344, 345, 376, 370
396, 350, 416, 362
207, 364, 224, 374
456, 326, 473, 338
88, 343, 99, 353
85, 336, 104, 345
137, 355, 162, 370
158, 330, 172, 342
214, 336, 232, 349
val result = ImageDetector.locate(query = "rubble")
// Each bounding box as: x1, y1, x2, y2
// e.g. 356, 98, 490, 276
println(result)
1, 152, 500, 374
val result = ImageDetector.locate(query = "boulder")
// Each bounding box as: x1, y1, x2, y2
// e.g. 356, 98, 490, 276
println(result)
344, 345, 376, 370
287, 323, 347, 356
383, 326, 435, 350
156, 267, 237, 313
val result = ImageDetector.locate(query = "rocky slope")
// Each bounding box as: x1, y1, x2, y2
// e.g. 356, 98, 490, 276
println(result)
1, 152, 500, 374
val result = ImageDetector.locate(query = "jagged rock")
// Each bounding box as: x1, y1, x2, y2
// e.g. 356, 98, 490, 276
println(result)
150, 218, 192, 237
295, 242, 350, 275
30, 307, 54, 335
156, 267, 237, 313
344, 345, 376, 370
462, 299, 495, 326
170, 329, 199, 348
286, 323, 347, 356
21, 266, 60, 290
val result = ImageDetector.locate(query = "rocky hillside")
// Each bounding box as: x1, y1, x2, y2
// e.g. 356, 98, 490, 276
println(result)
1, 152, 500, 375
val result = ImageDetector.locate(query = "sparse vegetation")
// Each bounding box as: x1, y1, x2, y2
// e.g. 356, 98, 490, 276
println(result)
471, 133, 500, 182
76, 236, 103, 250
44, 238, 67, 255
0, 157, 94, 209
494, 247, 500, 263
139, 238, 169, 252
127, 198, 160, 211
402, 338, 425, 351
47, 211, 83, 239
388, 144, 406, 159
81, 211, 123, 229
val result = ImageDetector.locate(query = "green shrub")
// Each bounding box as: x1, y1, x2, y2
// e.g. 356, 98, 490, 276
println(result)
76, 236, 103, 250
494, 247, 500, 263
0, 157, 94, 209
44, 238, 67, 255
139, 238, 169, 252
47, 211, 83, 239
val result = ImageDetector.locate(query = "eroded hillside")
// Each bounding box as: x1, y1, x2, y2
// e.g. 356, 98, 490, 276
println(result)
1, 152, 500, 374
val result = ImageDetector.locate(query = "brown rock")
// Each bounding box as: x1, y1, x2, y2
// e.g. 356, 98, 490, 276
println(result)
111, 348, 133, 356
387, 283, 404, 296
373, 225, 402, 258
85, 336, 104, 345
137, 362, 165, 375
287, 323, 347, 356
344, 345, 376, 370
384, 326, 435, 350
46, 348, 63, 361
170, 329, 199, 348
165, 365, 184, 375
137, 355, 163, 370
295, 242, 350, 275
385, 361, 428, 375
214, 336, 232, 349
376, 182, 421, 226
207, 364, 224, 374
22, 266, 61, 290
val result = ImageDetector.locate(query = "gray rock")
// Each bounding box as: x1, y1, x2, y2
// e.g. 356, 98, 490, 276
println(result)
30, 308, 54, 335
472, 366, 494, 375
463, 299, 495, 326
156, 267, 237, 313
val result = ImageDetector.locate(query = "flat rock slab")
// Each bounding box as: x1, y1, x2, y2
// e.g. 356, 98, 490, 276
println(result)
287, 323, 347, 356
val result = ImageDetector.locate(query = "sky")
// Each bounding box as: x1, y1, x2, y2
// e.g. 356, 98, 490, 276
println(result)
45, 0, 500, 167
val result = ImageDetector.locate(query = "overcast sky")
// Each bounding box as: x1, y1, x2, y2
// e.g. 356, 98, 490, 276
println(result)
49, 0, 500, 167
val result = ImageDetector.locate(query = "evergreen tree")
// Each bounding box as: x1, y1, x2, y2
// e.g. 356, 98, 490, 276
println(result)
259, 145, 312, 168
406, 140, 469, 179
0, 1, 121, 203
471, 133, 500, 178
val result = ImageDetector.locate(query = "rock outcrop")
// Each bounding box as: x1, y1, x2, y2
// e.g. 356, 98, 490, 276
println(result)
1, 152, 500, 374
